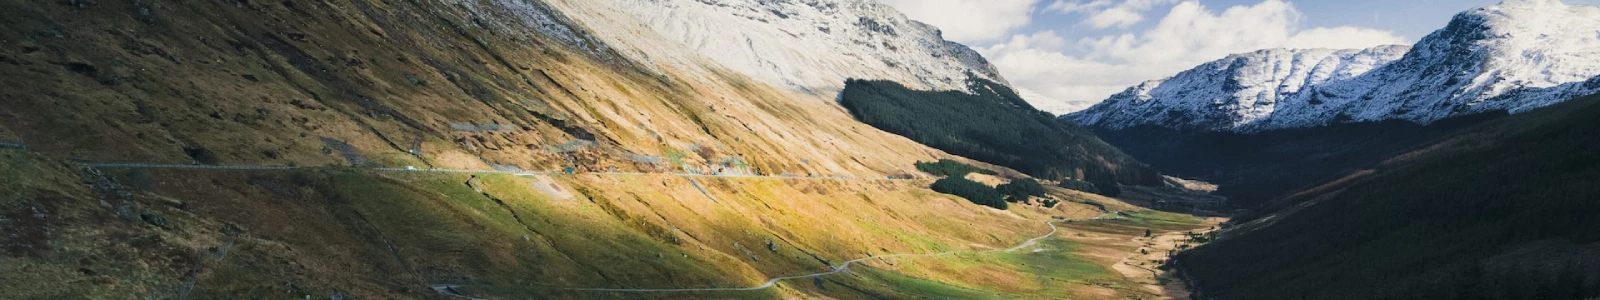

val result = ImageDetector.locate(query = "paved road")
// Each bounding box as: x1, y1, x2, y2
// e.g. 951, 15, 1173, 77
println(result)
0, 142, 27, 150
554, 219, 1066, 293
78, 162, 913, 182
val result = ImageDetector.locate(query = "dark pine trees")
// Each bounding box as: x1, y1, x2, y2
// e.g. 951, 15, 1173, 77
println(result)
930, 177, 1007, 210
840, 77, 1161, 186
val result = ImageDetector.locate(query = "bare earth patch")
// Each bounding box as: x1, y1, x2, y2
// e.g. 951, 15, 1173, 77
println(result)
1114, 218, 1226, 299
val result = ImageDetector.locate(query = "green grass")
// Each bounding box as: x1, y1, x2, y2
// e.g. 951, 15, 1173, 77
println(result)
1117, 209, 1205, 229
986, 239, 1109, 281
811, 233, 1120, 299
2, 151, 1170, 299
663, 147, 689, 167
970, 238, 1118, 298
846, 265, 1016, 299
0, 151, 73, 200
852, 220, 958, 254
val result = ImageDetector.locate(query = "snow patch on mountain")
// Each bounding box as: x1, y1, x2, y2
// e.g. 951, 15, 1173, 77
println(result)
549, 0, 1007, 97
1067, 46, 1410, 131
1069, 0, 1600, 132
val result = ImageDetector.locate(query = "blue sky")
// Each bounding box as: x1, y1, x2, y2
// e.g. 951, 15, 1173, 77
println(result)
878, 0, 1600, 113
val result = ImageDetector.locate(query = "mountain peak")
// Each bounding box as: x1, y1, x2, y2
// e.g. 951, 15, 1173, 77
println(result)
1496, 0, 1567, 7
1066, 46, 1410, 131
550, 0, 1008, 97
1456, 0, 1597, 37
1069, 2, 1600, 132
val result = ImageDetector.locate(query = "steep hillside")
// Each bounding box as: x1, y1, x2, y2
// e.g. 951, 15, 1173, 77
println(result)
0, 0, 957, 178
840, 78, 1162, 187
0, 0, 1214, 299
1071, 0, 1600, 132
1174, 92, 1600, 300
548, 0, 1008, 98
0, 149, 1072, 299
0, 146, 1214, 299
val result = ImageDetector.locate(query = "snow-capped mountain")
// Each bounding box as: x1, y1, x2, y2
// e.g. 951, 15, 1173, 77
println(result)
549, 0, 1007, 97
1069, 0, 1600, 132
1067, 46, 1411, 131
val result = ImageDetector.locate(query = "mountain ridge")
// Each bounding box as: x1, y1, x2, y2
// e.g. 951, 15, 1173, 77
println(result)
1069, 0, 1600, 132
551, 0, 1009, 98
1068, 46, 1410, 131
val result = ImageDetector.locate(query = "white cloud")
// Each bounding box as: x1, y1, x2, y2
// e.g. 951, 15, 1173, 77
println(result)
1049, 0, 1179, 28
985, 0, 1411, 113
1047, 0, 1114, 13
874, 0, 1041, 43
1083, 7, 1145, 28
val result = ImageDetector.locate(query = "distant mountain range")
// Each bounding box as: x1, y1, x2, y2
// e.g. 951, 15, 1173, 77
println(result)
1069, 0, 1600, 132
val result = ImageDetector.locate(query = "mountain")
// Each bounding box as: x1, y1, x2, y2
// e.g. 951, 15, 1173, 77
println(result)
1068, 46, 1410, 131
0, 0, 994, 179
1095, 112, 1503, 208
0, 0, 1206, 299
1069, 0, 1600, 132
550, 0, 1009, 97
558, 0, 1160, 188
1175, 91, 1600, 300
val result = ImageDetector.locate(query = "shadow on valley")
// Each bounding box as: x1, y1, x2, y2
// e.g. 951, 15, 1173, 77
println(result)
839, 78, 1162, 188
1175, 93, 1600, 300
1091, 112, 1505, 212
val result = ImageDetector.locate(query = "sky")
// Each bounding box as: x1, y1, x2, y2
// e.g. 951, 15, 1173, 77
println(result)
877, 0, 1600, 113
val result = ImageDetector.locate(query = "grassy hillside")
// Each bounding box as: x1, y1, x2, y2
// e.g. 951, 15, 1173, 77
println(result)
1175, 93, 1600, 300
0, 149, 1212, 299
0, 0, 1221, 298
839, 78, 1161, 187
0, 0, 959, 180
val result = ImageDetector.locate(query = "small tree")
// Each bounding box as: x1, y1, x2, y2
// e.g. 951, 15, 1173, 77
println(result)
997, 178, 1047, 202
1145, 229, 1152, 237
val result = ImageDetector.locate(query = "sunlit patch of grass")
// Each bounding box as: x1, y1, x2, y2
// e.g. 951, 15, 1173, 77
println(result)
844, 265, 1016, 299
818, 232, 1127, 299
1115, 209, 1206, 230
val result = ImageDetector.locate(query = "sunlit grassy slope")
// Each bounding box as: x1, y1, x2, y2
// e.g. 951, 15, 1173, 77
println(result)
0, 0, 1215, 298
0, 0, 963, 177
0, 150, 1213, 299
